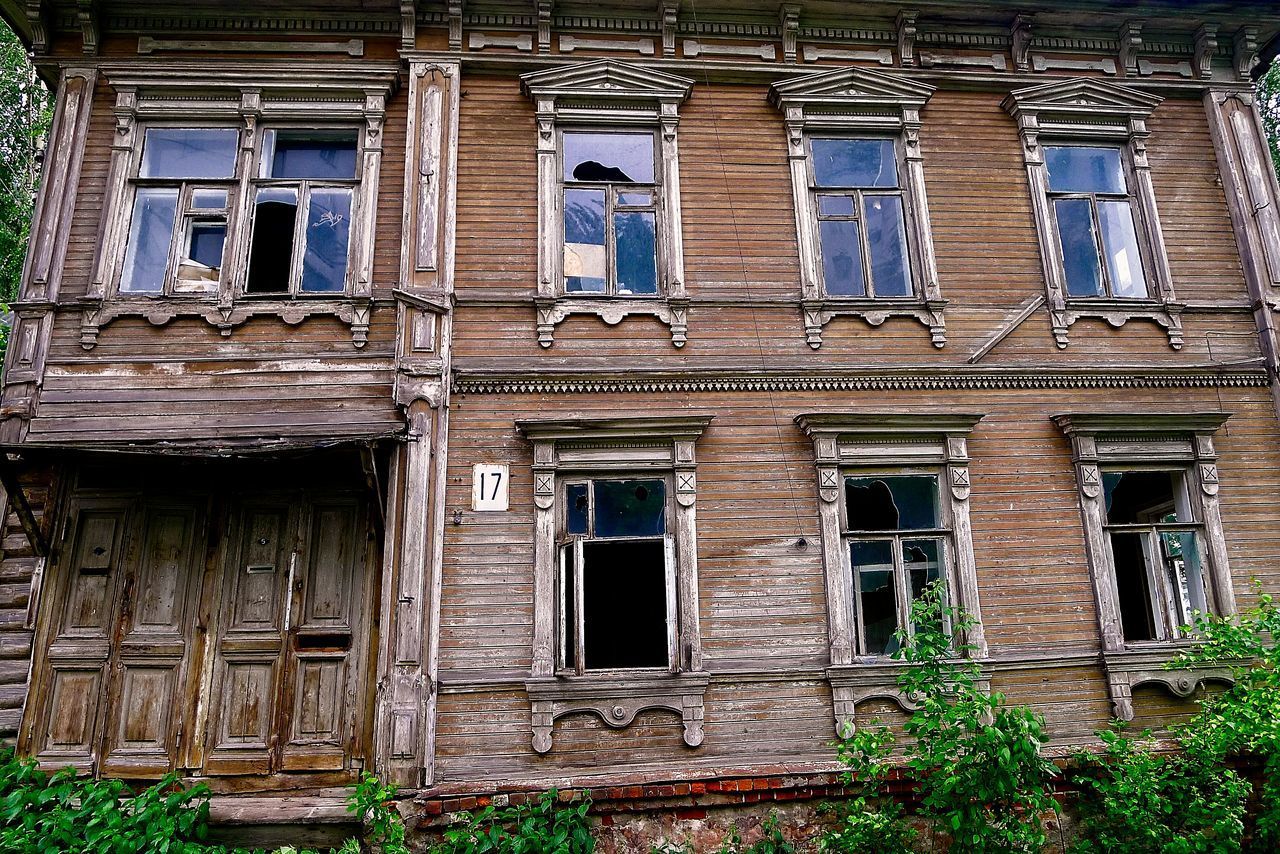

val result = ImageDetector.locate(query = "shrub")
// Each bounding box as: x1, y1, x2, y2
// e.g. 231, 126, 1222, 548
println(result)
819, 724, 915, 853
433, 789, 593, 853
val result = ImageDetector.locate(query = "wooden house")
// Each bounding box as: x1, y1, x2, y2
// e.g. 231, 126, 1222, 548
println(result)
1, 0, 1279, 844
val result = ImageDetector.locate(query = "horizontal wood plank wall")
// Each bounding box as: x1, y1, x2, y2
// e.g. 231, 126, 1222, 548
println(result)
23, 74, 409, 444
434, 387, 1280, 784
0, 467, 51, 740
451, 77, 1259, 369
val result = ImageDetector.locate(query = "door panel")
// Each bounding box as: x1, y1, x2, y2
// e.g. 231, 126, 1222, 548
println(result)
202, 504, 292, 776
100, 503, 204, 778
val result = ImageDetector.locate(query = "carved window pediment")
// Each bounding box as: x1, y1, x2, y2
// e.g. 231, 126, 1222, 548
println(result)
771, 68, 946, 350
1004, 78, 1183, 350
84, 63, 397, 350
520, 60, 694, 117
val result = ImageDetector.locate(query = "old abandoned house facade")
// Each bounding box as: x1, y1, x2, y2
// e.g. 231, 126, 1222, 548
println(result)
1, 0, 1280, 841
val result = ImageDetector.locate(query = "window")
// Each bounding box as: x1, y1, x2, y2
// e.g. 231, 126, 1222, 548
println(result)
562, 131, 660, 296
521, 61, 693, 348
558, 477, 675, 672
796, 413, 986, 735
246, 130, 360, 295
1045, 145, 1149, 300
1004, 79, 1184, 350
120, 128, 239, 295
1102, 470, 1207, 642
811, 138, 912, 299
517, 415, 711, 753
844, 474, 950, 655
771, 67, 947, 349
1054, 412, 1236, 722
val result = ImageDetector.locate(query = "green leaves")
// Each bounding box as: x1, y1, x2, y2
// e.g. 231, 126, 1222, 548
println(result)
434, 790, 594, 854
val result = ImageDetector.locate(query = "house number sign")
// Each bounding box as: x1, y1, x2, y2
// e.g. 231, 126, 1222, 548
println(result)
472, 464, 509, 511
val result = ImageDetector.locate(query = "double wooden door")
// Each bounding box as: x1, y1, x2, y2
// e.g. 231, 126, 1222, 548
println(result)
23, 491, 372, 782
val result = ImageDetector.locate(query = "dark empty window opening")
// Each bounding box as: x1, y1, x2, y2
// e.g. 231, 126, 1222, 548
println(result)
1102, 469, 1209, 643
844, 473, 949, 656
246, 129, 359, 296
558, 477, 673, 674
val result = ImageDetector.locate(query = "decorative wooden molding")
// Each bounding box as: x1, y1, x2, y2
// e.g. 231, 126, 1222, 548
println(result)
521, 61, 694, 348
1054, 411, 1235, 716
778, 3, 800, 63
795, 412, 988, 687
559, 35, 655, 55
682, 40, 776, 60
1193, 24, 1218, 79
1009, 14, 1032, 73
535, 0, 554, 53
1003, 78, 1183, 350
76, 0, 99, 56
1031, 55, 1117, 75
448, 0, 464, 50
468, 31, 533, 51
1101, 649, 1233, 722
136, 37, 365, 56
1233, 27, 1259, 80
400, 0, 416, 49
1138, 59, 1192, 79
800, 45, 892, 64
1117, 20, 1142, 76
453, 368, 1270, 396
526, 673, 708, 753
402, 61, 461, 285
75, 297, 375, 349
660, 0, 679, 58
770, 67, 945, 349
516, 415, 713, 751
895, 10, 917, 67
24, 0, 49, 54
918, 51, 1006, 71
827, 662, 991, 735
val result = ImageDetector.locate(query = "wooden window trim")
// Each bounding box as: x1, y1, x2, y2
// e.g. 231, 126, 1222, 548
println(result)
516, 415, 712, 754
770, 68, 947, 350
1053, 411, 1237, 722
521, 60, 694, 349
795, 412, 986, 736
81, 63, 397, 351
1003, 78, 1185, 351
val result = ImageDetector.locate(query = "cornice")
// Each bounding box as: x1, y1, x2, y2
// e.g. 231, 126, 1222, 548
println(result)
454, 367, 1269, 396
795, 411, 985, 438
1052, 411, 1232, 436
515, 414, 714, 443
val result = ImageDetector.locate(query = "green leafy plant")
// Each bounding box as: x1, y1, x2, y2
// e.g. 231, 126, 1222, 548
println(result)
1069, 723, 1248, 854
820, 724, 915, 853
433, 789, 593, 853
1258, 61, 1279, 175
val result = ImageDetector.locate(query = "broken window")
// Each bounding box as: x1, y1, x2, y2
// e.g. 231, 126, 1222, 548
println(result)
810, 137, 913, 299
1102, 469, 1208, 642
561, 130, 659, 296
120, 127, 239, 294
558, 477, 674, 673
844, 474, 949, 655
246, 130, 359, 295
1045, 145, 1149, 299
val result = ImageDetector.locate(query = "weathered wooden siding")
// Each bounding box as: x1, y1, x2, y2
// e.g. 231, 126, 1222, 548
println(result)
451, 77, 1260, 370
433, 386, 1280, 783
0, 466, 54, 740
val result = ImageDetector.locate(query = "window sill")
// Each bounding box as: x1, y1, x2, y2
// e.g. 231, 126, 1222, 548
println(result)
525, 671, 709, 753
1101, 647, 1234, 721
1053, 296, 1185, 350
534, 295, 688, 349
76, 294, 374, 350
801, 296, 947, 350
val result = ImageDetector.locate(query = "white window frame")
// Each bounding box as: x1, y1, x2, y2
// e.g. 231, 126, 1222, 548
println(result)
517, 415, 711, 754
521, 60, 693, 349
85, 64, 395, 350
796, 412, 986, 736
1054, 412, 1236, 722
1004, 78, 1184, 351
770, 67, 946, 350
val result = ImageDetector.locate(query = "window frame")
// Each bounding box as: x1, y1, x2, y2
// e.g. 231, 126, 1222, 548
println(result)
116, 122, 242, 297
517, 415, 712, 754
244, 125, 366, 298
840, 466, 957, 657
556, 126, 664, 299
521, 61, 694, 349
1004, 78, 1184, 350
1053, 412, 1236, 721
796, 412, 986, 736
555, 474, 678, 676
770, 67, 947, 350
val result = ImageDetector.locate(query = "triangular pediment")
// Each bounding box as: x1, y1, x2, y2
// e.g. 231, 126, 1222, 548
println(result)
1002, 78, 1162, 118
521, 60, 693, 103
769, 67, 935, 110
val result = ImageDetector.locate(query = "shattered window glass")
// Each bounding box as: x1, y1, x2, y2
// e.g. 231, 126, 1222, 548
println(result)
120, 188, 179, 293
140, 128, 238, 179
593, 479, 665, 538
811, 138, 898, 189
300, 188, 352, 293
845, 475, 940, 531
564, 188, 607, 293
563, 132, 655, 183
262, 131, 359, 180
851, 540, 897, 655
246, 187, 298, 293
566, 483, 589, 535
